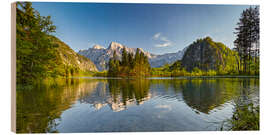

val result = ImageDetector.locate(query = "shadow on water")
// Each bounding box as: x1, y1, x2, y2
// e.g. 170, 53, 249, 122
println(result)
16, 78, 83, 133
181, 79, 240, 114
16, 77, 259, 133
148, 78, 258, 114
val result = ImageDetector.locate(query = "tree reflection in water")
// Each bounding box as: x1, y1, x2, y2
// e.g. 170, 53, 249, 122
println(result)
16, 77, 259, 133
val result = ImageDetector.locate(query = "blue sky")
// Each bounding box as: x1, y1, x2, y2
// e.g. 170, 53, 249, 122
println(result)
32, 2, 252, 54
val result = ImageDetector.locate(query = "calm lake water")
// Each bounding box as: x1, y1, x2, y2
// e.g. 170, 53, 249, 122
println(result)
16, 77, 259, 133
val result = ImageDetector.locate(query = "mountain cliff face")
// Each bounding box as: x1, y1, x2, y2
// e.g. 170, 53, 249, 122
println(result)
181, 37, 239, 72
78, 42, 185, 71
53, 37, 98, 72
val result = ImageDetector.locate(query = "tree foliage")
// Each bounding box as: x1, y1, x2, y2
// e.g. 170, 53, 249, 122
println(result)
108, 48, 151, 77
16, 2, 97, 84
181, 37, 239, 74
16, 2, 58, 84
234, 6, 260, 75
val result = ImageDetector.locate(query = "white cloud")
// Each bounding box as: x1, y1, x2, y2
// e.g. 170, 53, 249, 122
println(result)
155, 42, 171, 48
153, 32, 161, 39
152, 32, 172, 48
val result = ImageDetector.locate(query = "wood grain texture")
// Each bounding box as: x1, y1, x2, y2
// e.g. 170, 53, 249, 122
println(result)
11, 2, 16, 133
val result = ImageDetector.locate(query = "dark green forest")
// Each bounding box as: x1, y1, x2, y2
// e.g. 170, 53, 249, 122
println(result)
108, 48, 151, 77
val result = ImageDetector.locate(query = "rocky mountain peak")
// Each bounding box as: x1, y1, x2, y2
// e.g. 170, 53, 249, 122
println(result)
108, 42, 124, 50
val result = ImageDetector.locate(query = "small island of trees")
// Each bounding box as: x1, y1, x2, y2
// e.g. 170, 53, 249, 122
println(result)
108, 48, 151, 77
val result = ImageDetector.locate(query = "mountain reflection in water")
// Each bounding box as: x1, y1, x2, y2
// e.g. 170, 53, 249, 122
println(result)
16, 77, 259, 133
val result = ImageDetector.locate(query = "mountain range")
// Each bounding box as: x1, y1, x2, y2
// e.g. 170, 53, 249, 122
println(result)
78, 42, 186, 71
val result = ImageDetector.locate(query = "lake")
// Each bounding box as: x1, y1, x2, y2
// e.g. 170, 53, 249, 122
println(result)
16, 77, 259, 133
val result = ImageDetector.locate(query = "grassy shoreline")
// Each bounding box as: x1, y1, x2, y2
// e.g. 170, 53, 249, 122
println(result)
70, 75, 259, 79
17, 73, 259, 87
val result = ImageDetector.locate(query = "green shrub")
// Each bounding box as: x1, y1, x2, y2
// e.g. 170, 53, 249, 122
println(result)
191, 67, 203, 76
205, 70, 217, 76
229, 103, 259, 130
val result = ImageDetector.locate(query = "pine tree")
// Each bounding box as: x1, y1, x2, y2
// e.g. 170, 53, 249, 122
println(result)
135, 48, 140, 64
108, 58, 115, 76
139, 52, 145, 64
234, 6, 259, 74
121, 47, 128, 66
128, 53, 134, 68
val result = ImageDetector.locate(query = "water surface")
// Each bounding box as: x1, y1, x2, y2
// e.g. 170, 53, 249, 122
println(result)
16, 77, 259, 133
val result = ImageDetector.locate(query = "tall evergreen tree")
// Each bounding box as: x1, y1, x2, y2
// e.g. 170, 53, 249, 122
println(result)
121, 47, 128, 66
128, 53, 134, 68
139, 52, 145, 64
135, 48, 140, 64
108, 51, 120, 76
234, 6, 259, 74
108, 58, 115, 76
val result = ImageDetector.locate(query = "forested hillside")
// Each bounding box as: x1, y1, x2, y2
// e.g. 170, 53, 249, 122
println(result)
181, 37, 239, 73
16, 2, 97, 84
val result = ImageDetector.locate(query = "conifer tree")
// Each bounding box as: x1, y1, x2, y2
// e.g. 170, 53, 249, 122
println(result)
234, 6, 259, 74
122, 47, 128, 66
128, 53, 134, 68
139, 52, 145, 64
135, 48, 140, 64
